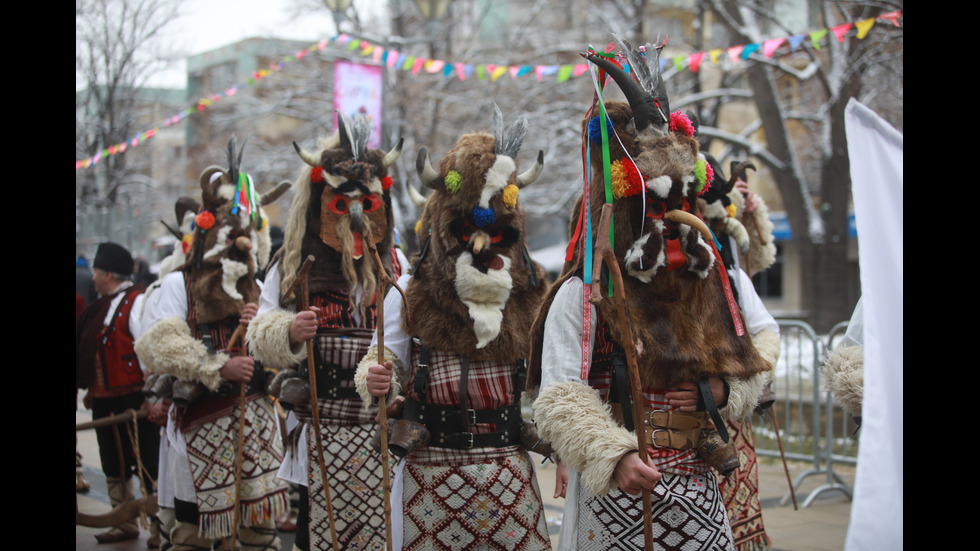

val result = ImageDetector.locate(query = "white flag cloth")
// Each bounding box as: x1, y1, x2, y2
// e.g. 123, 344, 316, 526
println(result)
843, 98, 903, 550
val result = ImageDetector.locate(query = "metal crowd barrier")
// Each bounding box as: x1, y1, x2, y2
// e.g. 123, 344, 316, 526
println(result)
749, 319, 857, 507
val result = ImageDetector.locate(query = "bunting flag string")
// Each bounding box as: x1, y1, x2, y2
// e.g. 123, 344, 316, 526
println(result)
76, 10, 901, 170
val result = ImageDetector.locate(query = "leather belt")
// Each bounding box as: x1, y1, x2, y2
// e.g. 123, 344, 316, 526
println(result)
403, 398, 521, 450
610, 404, 708, 451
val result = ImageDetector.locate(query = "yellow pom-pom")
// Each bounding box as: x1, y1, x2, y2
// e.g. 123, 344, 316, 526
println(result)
725, 204, 737, 218
502, 184, 519, 208
414, 219, 423, 236
445, 170, 462, 193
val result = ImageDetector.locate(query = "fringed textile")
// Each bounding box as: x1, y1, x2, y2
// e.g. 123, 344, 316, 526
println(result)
716, 418, 770, 551
183, 398, 288, 539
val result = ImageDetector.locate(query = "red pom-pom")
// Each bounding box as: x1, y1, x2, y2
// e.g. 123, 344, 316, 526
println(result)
670, 110, 695, 137
310, 166, 324, 183
382, 175, 394, 191
195, 211, 215, 231
701, 160, 714, 195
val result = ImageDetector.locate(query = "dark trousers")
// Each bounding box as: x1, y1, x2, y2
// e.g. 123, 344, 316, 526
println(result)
91, 392, 159, 486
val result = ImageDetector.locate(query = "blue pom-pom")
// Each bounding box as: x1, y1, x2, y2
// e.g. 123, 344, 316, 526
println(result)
472, 207, 495, 228
588, 115, 614, 145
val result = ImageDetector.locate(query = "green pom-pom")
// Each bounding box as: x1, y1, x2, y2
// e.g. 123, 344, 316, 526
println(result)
693, 159, 708, 193
445, 170, 462, 193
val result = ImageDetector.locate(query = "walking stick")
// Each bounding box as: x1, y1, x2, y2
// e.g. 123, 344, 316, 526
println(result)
768, 403, 799, 510
589, 204, 654, 551
291, 255, 342, 551
364, 227, 409, 551
225, 321, 248, 550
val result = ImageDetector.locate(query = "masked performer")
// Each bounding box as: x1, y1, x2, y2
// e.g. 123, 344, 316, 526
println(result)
246, 114, 407, 551
699, 155, 781, 550
137, 140, 290, 550
528, 38, 773, 551
358, 105, 551, 550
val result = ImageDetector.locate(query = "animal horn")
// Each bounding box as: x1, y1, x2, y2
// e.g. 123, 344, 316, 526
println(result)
516, 150, 544, 188
582, 52, 663, 134
384, 137, 404, 167
664, 209, 714, 244
406, 183, 427, 207
199, 166, 225, 204
292, 141, 320, 168
415, 148, 443, 190
261, 181, 291, 206
726, 161, 757, 193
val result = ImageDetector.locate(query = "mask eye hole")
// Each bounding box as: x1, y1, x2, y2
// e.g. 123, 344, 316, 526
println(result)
327, 195, 348, 215
362, 194, 381, 213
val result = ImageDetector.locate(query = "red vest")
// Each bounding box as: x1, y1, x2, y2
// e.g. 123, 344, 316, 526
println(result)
83, 286, 145, 398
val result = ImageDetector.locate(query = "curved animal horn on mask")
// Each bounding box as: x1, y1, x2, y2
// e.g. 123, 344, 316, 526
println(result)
516, 150, 545, 188
415, 148, 443, 190
664, 209, 714, 244
384, 137, 404, 167
726, 161, 756, 193
406, 182, 428, 207
293, 141, 320, 168
583, 52, 664, 135
261, 181, 291, 206
199, 166, 225, 204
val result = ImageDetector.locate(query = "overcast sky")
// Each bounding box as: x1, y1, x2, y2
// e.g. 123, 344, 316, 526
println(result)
148, 0, 341, 88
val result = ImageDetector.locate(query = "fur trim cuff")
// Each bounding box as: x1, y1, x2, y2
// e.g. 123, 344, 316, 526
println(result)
823, 345, 864, 419
135, 317, 228, 391
533, 381, 637, 497
752, 329, 781, 368
355, 345, 402, 408
246, 310, 306, 370
722, 370, 770, 420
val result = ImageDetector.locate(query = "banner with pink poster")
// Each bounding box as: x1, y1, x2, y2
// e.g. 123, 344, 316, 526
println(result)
333, 61, 383, 149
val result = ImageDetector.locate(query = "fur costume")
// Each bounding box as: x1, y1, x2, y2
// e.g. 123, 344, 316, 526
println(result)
136, 139, 289, 548
354, 105, 551, 550
529, 36, 772, 551
246, 114, 406, 551
699, 156, 781, 550
822, 297, 865, 421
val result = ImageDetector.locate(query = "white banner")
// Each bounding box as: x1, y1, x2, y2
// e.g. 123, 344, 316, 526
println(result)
844, 98, 903, 551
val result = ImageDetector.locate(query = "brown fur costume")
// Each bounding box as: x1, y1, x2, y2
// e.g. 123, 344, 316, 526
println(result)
407, 113, 548, 363
185, 143, 290, 324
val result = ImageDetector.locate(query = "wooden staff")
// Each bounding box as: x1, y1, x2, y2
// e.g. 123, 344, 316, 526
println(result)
588, 203, 654, 551
364, 227, 395, 551
768, 404, 799, 510
291, 255, 342, 551
225, 321, 248, 550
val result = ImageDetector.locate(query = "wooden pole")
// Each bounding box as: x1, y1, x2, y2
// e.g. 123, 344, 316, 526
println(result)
365, 230, 394, 551
296, 256, 341, 551
589, 204, 654, 551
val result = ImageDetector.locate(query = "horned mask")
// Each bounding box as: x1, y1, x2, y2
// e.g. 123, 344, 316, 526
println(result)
281, 113, 403, 312
187, 138, 290, 324
552, 36, 770, 388
407, 105, 547, 361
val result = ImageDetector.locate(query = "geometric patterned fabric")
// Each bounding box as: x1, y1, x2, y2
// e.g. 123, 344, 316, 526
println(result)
402, 450, 551, 550
716, 418, 770, 551
183, 397, 289, 538
577, 472, 735, 551
307, 421, 392, 550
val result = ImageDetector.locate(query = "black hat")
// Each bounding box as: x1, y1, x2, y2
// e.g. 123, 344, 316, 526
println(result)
93, 242, 134, 276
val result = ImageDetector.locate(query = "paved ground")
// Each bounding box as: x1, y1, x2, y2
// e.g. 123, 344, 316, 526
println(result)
77, 404, 854, 550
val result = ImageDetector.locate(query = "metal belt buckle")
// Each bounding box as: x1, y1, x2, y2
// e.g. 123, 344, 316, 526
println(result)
647, 408, 669, 429
463, 432, 474, 449
466, 409, 477, 425
649, 428, 668, 449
